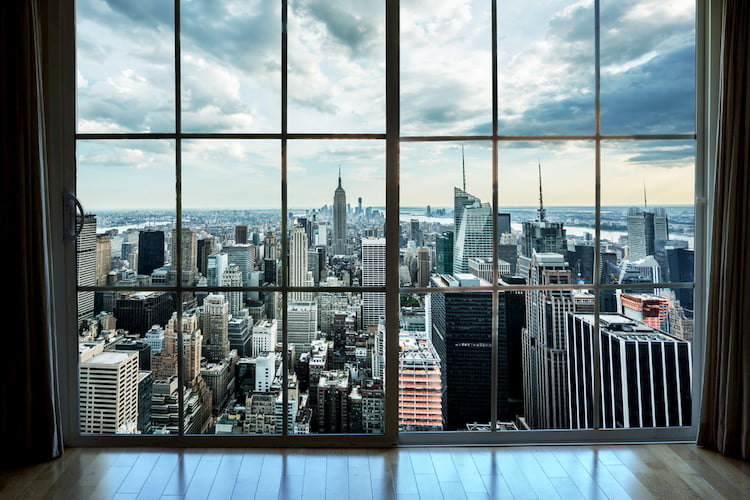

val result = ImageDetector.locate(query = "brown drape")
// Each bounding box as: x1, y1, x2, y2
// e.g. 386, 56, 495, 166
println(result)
698, 0, 750, 460
0, 0, 64, 466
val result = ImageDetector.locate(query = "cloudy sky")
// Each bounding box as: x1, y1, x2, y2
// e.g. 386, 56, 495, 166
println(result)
76, 0, 695, 211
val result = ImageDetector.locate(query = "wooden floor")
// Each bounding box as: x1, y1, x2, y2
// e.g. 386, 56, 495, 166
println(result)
1, 444, 748, 499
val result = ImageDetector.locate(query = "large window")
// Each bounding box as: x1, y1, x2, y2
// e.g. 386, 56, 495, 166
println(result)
71, 0, 700, 444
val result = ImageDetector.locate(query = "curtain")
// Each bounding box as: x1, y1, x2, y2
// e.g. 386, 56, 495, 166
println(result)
0, 0, 64, 466
698, 0, 750, 460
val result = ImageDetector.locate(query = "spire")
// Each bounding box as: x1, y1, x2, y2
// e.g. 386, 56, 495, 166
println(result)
462, 144, 466, 192
538, 159, 546, 222
338, 164, 342, 189
643, 180, 648, 210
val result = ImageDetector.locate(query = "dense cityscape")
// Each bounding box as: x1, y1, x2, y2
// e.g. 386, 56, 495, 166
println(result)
76, 163, 694, 436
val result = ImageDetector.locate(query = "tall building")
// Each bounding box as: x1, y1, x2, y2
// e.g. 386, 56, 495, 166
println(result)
399, 336, 443, 431
227, 309, 253, 357
332, 168, 347, 255
667, 247, 695, 312
170, 228, 198, 286
112, 291, 173, 337
201, 294, 230, 363
79, 347, 139, 434
435, 231, 454, 275
252, 319, 278, 357
287, 301, 318, 355
235, 225, 248, 244
453, 191, 493, 274
522, 253, 574, 430
568, 314, 692, 428
206, 252, 228, 287
221, 264, 243, 316
362, 237, 386, 328
223, 244, 254, 288
290, 225, 314, 300
521, 164, 566, 258
196, 236, 215, 277
77, 214, 97, 325
96, 234, 111, 286
137, 230, 165, 277
416, 247, 431, 287
430, 274, 508, 430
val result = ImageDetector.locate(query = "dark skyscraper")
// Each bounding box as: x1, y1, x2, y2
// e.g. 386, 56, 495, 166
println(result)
235, 225, 248, 244
138, 230, 165, 277
333, 168, 347, 255
667, 247, 694, 311
435, 232, 454, 274
430, 274, 508, 430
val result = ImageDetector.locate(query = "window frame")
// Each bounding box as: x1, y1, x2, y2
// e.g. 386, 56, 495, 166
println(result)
45, 0, 717, 447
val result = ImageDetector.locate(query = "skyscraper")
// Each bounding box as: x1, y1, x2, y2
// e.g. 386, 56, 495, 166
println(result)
453, 197, 493, 274
170, 228, 198, 286
521, 163, 566, 258
332, 168, 347, 255
201, 294, 230, 363
77, 214, 97, 325
235, 225, 248, 244
627, 208, 656, 261
137, 230, 165, 277
96, 234, 111, 286
522, 253, 574, 429
435, 232, 454, 275
362, 237, 386, 328
221, 264, 243, 316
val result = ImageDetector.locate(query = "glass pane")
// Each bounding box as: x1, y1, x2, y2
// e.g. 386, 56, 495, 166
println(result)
288, 0, 385, 133
600, 0, 696, 134
401, 0, 492, 135
498, 1, 595, 135
499, 141, 595, 284
400, 142, 492, 284
76, 0, 175, 133
181, 140, 280, 292
287, 140, 386, 290
181, 1, 281, 132
600, 140, 695, 341
79, 292, 177, 435
283, 292, 383, 435
76, 140, 176, 292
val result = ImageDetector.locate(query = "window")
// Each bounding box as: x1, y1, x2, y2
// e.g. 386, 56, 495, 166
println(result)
68, 0, 702, 445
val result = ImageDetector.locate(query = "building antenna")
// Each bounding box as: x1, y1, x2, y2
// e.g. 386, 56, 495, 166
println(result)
643, 180, 648, 209
338, 164, 342, 188
538, 158, 546, 222
462, 144, 466, 191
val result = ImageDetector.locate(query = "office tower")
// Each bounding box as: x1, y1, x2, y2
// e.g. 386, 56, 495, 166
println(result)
500, 275, 527, 418
235, 225, 248, 244
667, 247, 694, 312
245, 392, 278, 434
627, 208, 655, 260
498, 232, 518, 275
138, 230, 165, 277
121, 241, 138, 271
206, 252, 228, 287
453, 187, 480, 232
410, 219, 421, 246
332, 168, 347, 255
416, 247, 431, 287
79, 347, 139, 434
360, 378, 385, 433
362, 237, 386, 327
264, 231, 279, 260
453, 196, 493, 274
150, 376, 209, 434
143, 325, 165, 355
264, 258, 278, 285
252, 319, 278, 357
152, 311, 204, 384
201, 355, 236, 413
223, 244, 254, 288
196, 236, 215, 277
77, 214, 97, 325
290, 225, 314, 300
288, 301, 318, 355
137, 371, 153, 434
468, 257, 511, 283
96, 234, 111, 286
315, 370, 350, 433
201, 294, 230, 363
255, 351, 277, 393
521, 165, 566, 258
522, 253, 574, 430
399, 336, 443, 431
112, 291, 173, 337
435, 231, 454, 274
568, 244, 595, 284
497, 212, 511, 235
430, 274, 508, 430
170, 228, 198, 286
568, 314, 692, 428
114, 339, 152, 371
620, 293, 669, 331
228, 309, 253, 357
221, 264, 243, 316
316, 222, 328, 247
316, 293, 352, 334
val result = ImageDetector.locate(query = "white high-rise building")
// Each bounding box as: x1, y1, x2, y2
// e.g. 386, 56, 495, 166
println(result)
206, 252, 228, 287
290, 225, 314, 301
79, 348, 139, 434
453, 202, 493, 274
255, 351, 277, 393
362, 237, 386, 328
221, 264, 243, 316
77, 214, 97, 324
333, 169, 347, 255
252, 319, 278, 357
287, 301, 318, 354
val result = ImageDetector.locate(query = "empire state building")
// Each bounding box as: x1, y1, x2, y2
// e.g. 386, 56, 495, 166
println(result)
332, 168, 347, 255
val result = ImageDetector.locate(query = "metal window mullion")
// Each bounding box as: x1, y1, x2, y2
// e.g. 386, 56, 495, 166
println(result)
592, 0, 602, 432
384, 0, 400, 446
490, 0, 499, 432
173, 0, 186, 438
281, 0, 289, 437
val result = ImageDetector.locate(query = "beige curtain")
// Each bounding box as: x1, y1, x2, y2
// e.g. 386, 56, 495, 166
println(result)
698, 0, 750, 460
0, 0, 64, 466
